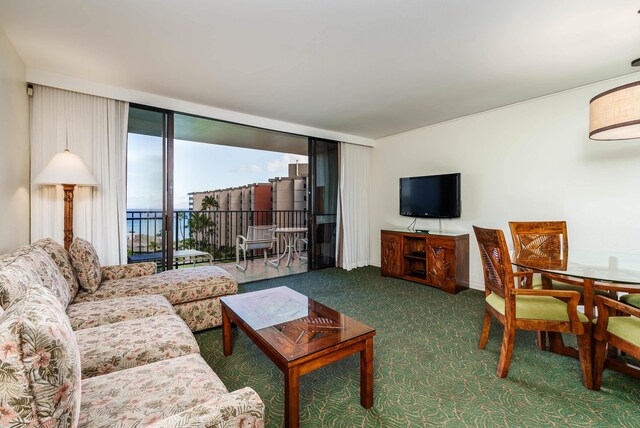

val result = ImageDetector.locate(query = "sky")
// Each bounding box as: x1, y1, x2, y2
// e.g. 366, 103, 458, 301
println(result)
127, 133, 308, 209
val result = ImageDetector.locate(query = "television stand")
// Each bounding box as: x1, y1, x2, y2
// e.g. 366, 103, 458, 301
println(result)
380, 229, 469, 294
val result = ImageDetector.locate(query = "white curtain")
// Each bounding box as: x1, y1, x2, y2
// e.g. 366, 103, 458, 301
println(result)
337, 142, 372, 270
30, 85, 129, 265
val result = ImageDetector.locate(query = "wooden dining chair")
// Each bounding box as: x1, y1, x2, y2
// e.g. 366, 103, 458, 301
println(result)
508, 221, 569, 286
509, 221, 568, 260
620, 293, 640, 310
593, 296, 640, 390
509, 221, 612, 297
509, 221, 576, 349
509, 221, 614, 351
473, 226, 592, 386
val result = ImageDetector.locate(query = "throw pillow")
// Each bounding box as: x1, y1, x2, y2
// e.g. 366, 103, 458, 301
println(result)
35, 238, 81, 301
69, 238, 102, 293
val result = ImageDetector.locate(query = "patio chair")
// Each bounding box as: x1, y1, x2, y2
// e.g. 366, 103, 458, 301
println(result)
299, 237, 308, 263
236, 225, 277, 272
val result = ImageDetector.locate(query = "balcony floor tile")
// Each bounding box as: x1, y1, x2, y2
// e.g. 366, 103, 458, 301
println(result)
186, 254, 308, 284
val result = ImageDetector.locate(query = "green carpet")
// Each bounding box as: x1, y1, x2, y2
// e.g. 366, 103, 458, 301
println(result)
195, 266, 640, 427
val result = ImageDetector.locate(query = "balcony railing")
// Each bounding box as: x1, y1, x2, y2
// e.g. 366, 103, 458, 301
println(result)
127, 209, 307, 263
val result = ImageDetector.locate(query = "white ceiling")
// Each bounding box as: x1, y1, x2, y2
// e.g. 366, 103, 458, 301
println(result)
1, 0, 639, 139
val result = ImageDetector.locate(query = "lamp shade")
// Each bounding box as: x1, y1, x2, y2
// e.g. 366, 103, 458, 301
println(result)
33, 149, 98, 186
589, 81, 640, 141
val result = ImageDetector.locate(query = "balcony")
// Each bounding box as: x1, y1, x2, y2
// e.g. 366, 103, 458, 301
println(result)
127, 209, 308, 282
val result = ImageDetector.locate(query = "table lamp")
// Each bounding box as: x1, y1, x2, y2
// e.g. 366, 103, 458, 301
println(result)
33, 149, 98, 251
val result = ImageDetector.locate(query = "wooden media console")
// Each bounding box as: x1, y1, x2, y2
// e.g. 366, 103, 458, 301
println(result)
380, 229, 469, 294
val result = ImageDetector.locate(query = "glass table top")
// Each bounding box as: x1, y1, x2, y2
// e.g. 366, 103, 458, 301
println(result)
221, 286, 375, 361
511, 250, 640, 285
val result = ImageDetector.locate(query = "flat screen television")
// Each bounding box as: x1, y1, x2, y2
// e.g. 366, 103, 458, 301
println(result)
399, 173, 461, 218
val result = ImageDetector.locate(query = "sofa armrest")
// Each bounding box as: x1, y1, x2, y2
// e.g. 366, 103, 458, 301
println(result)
101, 262, 157, 280
148, 387, 264, 428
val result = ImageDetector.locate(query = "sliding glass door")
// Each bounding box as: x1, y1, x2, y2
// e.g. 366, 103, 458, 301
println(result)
127, 104, 339, 274
126, 106, 175, 271
308, 138, 339, 269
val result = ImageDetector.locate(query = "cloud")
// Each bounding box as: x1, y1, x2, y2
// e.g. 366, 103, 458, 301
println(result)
236, 164, 263, 173
267, 154, 308, 173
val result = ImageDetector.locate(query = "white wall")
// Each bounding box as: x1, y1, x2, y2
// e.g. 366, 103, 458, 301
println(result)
371, 72, 640, 290
0, 28, 29, 253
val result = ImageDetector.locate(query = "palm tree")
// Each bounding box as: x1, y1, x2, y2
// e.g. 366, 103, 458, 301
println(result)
188, 213, 214, 249
201, 195, 219, 211
188, 196, 219, 249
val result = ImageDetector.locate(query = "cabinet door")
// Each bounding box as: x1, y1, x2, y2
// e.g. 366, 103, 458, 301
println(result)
381, 233, 402, 276
426, 240, 457, 292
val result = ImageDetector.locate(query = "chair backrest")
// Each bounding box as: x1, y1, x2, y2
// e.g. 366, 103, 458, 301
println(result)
473, 226, 515, 298
508, 221, 568, 266
247, 225, 276, 242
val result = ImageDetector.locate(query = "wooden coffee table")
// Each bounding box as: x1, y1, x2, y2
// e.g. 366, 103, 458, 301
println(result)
221, 286, 376, 428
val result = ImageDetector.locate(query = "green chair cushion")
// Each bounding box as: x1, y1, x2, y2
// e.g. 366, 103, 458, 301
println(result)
531, 275, 608, 296
486, 292, 588, 322
620, 293, 640, 309
605, 316, 640, 346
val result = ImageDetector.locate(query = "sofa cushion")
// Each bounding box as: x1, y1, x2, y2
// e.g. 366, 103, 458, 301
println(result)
66, 294, 175, 330
147, 388, 264, 428
74, 315, 199, 378
79, 354, 229, 427
0, 285, 81, 427
73, 266, 238, 306
101, 262, 157, 280
174, 297, 225, 332
69, 237, 102, 293
34, 238, 80, 300
0, 245, 71, 309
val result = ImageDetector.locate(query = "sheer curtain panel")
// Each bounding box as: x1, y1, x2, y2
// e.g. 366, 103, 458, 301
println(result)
30, 85, 129, 265
337, 142, 372, 270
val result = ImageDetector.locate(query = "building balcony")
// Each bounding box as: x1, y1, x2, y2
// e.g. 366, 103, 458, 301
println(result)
126, 209, 308, 281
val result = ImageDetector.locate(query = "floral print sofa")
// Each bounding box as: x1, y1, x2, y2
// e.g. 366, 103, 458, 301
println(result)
40, 237, 239, 331
0, 242, 264, 427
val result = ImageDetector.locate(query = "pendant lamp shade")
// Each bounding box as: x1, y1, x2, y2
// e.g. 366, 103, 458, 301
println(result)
589, 81, 640, 141
33, 149, 98, 186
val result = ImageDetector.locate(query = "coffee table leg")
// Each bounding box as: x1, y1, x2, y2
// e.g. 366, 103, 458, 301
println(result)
360, 337, 374, 408
222, 307, 232, 356
284, 366, 300, 428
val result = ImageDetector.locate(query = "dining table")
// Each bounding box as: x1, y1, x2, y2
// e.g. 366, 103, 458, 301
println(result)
512, 249, 640, 388
512, 250, 640, 319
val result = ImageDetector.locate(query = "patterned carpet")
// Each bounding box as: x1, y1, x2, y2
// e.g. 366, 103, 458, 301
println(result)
195, 266, 640, 427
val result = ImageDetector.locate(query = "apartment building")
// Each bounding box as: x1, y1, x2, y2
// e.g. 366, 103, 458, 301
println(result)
188, 163, 308, 246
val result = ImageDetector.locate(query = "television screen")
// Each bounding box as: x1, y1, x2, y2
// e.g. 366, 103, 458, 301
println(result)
399, 173, 461, 218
